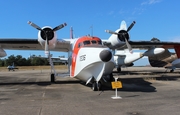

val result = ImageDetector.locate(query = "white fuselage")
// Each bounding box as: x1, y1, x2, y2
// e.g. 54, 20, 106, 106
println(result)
71, 46, 115, 82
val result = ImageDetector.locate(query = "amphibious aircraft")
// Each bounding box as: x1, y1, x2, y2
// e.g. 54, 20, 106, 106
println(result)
1, 20, 180, 91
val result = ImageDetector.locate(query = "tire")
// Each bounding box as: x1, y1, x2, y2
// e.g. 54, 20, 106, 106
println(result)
117, 67, 121, 73
51, 74, 55, 83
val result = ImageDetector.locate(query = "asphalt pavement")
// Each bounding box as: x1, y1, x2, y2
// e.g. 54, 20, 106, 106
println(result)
0, 67, 180, 115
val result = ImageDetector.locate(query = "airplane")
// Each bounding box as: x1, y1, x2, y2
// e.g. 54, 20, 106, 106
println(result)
68, 23, 165, 73
1, 20, 180, 91
7, 62, 18, 71
147, 38, 180, 72
113, 48, 165, 72
30, 55, 68, 65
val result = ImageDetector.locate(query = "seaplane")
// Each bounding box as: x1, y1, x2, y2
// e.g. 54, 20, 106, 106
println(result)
1, 20, 180, 91
0, 21, 115, 91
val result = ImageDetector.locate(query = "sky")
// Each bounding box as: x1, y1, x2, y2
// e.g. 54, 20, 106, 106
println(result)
0, 0, 180, 66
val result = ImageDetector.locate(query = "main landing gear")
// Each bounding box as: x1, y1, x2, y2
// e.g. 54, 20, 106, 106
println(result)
92, 82, 102, 91
117, 67, 121, 73
51, 74, 55, 83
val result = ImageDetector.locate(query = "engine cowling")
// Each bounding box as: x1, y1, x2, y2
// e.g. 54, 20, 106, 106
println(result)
108, 29, 129, 49
106, 20, 135, 50
38, 26, 57, 49
143, 48, 165, 57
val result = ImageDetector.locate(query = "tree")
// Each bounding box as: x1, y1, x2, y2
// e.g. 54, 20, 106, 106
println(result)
6, 55, 16, 66
0, 59, 5, 67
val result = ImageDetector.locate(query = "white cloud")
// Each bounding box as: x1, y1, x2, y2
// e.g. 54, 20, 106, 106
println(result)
132, 7, 145, 15
118, 9, 127, 15
141, 0, 162, 5
169, 36, 180, 42
108, 11, 114, 15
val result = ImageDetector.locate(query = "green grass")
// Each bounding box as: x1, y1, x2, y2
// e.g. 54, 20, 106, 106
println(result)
0, 65, 68, 71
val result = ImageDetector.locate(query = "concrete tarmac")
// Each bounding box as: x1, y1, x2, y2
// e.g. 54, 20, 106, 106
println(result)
0, 67, 180, 115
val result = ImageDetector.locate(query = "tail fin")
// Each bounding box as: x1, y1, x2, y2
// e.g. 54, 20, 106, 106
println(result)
120, 20, 127, 30
174, 46, 180, 58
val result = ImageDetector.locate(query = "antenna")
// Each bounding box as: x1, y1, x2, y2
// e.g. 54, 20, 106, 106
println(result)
90, 25, 93, 36
70, 26, 73, 39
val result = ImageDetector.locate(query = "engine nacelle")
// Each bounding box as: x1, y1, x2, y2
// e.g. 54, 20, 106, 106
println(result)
107, 20, 131, 49
108, 29, 129, 49
38, 26, 57, 49
143, 48, 165, 56
0, 48, 7, 57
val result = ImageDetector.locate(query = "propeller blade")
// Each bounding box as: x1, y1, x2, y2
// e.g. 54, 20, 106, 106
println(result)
27, 21, 42, 31
105, 30, 119, 35
127, 21, 136, 32
53, 23, 67, 31
124, 37, 133, 53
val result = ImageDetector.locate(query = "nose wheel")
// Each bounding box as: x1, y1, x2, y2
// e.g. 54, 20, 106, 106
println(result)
92, 82, 102, 91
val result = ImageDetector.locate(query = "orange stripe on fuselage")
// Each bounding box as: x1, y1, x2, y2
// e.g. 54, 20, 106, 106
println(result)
71, 36, 102, 77
174, 46, 180, 58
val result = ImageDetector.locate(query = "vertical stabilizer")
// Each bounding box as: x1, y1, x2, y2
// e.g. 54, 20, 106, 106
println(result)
120, 20, 127, 30
174, 46, 180, 58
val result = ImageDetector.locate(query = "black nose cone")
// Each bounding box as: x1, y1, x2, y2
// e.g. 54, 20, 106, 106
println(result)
99, 50, 112, 62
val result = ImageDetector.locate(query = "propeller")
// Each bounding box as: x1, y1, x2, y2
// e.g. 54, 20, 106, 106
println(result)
27, 21, 42, 31
124, 35, 133, 53
27, 21, 67, 56
127, 21, 135, 32
105, 30, 118, 35
105, 21, 135, 53
53, 23, 67, 31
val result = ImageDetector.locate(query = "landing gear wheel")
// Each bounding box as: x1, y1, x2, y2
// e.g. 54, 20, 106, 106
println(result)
92, 82, 102, 91
51, 74, 55, 83
170, 69, 174, 73
117, 67, 121, 73
98, 82, 102, 91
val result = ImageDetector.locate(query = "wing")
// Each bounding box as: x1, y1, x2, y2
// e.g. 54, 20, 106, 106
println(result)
130, 41, 180, 49
0, 38, 71, 52
103, 40, 180, 50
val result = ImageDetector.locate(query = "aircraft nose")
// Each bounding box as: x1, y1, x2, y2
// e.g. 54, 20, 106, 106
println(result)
99, 50, 112, 62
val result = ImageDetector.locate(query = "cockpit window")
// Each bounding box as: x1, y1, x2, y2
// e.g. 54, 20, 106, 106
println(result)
83, 40, 91, 45
91, 40, 97, 44
97, 40, 102, 45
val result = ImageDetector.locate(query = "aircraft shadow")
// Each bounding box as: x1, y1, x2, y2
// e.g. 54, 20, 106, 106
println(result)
113, 71, 180, 75
100, 78, 157, 92
0, 75, 179, 92
100, 74, 180, 92
0, 75, 81, 86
